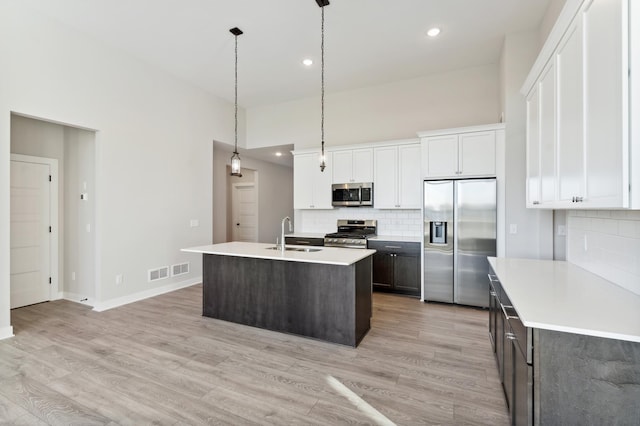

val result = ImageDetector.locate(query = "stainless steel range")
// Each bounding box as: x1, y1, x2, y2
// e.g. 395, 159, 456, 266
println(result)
324, 219, 377, 249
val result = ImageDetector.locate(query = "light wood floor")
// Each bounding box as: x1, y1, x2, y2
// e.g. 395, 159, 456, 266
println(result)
0, 285, 509, 425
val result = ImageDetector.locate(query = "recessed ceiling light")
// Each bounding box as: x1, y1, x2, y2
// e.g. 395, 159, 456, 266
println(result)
302, 58, 313, 66
275, 152, 283, 157
427, 27, 441, 37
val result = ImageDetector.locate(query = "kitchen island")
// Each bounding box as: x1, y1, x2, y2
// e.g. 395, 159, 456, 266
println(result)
182, 242, 375, 347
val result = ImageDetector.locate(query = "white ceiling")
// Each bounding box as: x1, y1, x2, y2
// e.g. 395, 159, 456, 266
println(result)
23, 0, 551, 109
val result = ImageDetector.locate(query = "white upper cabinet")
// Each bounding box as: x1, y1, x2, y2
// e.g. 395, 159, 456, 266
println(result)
293, 152, 333, 210
526, 86, 541, 207
331, 148, 373, 183
373, 143, 421, 209
459, 132, 496, 177
397, 144, 422, 209
419, 126, 499, 179
522, 0, 638, 209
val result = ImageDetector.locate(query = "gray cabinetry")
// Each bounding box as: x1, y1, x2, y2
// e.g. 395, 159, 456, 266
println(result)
489, 273, 533, 425
368, 240, 420, 297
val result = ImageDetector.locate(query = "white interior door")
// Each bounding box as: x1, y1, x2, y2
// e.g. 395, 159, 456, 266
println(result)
10, 160, 51, 308
231, 183, 258, 242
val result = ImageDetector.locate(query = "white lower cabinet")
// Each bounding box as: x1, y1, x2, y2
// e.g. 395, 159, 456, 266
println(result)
293, 152, 333, 209
373, 143, 421, 209
523, 0, 637, 209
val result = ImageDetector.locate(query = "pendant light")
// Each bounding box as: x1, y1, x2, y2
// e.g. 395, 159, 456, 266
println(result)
230, 27, 243, 177
317, 0, 329, 172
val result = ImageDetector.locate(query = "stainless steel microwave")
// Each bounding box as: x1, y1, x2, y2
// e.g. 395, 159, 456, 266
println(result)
332, 182, 373, 207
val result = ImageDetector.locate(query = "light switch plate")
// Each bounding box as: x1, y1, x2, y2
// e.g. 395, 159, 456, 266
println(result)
509, 224, 518, 234
557, 225, 566, 236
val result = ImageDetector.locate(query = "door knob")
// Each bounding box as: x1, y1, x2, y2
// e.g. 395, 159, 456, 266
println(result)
236, 223, 240, 226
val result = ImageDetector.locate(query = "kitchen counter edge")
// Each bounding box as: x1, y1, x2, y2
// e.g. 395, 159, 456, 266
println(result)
488, 257, 640, 343
183, 242, 375, 266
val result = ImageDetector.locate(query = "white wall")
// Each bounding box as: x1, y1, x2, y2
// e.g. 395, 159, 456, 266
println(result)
567, 211, 640, 295
499, 31, 554, 259
63, 126, 96, 302
212, 145, 293, 244
0, 2, 238, 329
247, 64, 501, 150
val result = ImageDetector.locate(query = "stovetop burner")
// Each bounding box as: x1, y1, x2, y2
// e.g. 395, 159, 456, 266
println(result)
324, 219, 377, 248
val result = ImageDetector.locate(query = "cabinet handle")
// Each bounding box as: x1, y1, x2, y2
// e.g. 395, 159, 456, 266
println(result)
490, 291, 497, 297
500, 303, 519, 320
295, 241, 311, 245
385, 245, 402, 249
532, 201, 540, 205
505, 332, 517, 341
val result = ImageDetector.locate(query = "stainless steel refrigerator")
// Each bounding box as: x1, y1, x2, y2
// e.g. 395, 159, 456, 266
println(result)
423, 179, 496, 307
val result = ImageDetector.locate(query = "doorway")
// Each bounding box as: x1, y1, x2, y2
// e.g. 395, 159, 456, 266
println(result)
231, 183, 258, 242
10, 155, 58, 308
10, 114, 97, 309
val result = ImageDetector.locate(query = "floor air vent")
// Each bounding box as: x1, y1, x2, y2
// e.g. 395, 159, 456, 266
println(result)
171, 262, 189, 277
148, 266, 169, 282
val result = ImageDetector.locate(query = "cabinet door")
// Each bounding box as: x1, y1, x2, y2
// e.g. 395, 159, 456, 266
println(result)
293, 154, 316, 209
425, 135, 458, 177
394, 253, 420, 295
398, 144, 422, 208
294, 152, 333, 209
459, 131, 496, 176
373, 146, 398, 208
512, 342, 533, 426
526, 86, 542, 207
313, 153, 333, 209
539, 60, 557, 204
583, 0, 628, 207
352, 148, 373, 182
332, 150, 353, 184
372, 252, 394, 288
556, 14, 584, 204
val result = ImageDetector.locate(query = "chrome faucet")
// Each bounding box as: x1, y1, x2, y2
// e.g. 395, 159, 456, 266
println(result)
280, 216, 292, 251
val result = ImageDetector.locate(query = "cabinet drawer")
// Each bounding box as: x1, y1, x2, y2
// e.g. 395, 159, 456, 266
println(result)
508, 315, 532, 365
284, 237, 324, 246
367, 240, 419, 255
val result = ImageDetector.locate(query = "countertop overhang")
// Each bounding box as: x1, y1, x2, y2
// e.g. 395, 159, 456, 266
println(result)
488, 257, 640, 343
182, 242, 375, 266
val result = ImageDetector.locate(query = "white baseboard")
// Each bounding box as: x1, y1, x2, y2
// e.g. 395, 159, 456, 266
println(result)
92, 277, 201, 312
61, 292, 94, 307
0, 325, 15, 340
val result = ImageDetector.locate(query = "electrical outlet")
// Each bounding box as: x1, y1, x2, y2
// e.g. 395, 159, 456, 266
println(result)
116, 274, 123, 285
509, 224, 518, 234
190, 219, 199, 228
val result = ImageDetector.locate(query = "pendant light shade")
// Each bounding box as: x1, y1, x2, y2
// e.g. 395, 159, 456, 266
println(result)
317, 0, 329, 172
230, 27, 243, 177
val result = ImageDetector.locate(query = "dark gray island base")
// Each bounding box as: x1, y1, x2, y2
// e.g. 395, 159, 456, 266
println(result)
202, 253, 372, 347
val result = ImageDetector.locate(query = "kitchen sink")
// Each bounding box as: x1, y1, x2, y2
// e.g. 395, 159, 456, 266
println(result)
266, 247, 322, 253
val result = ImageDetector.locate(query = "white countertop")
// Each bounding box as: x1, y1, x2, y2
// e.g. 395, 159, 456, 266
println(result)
368, 235, 421, 243
182, 242, 376, 266
488, 257, 640, 343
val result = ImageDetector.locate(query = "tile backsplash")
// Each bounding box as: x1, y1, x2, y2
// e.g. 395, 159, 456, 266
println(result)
567, 210, 640, 296
294, 208, 422, 237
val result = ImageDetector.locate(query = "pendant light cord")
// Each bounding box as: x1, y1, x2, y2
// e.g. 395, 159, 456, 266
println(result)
320, 5, 326, 171
234, 33, 239, 154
